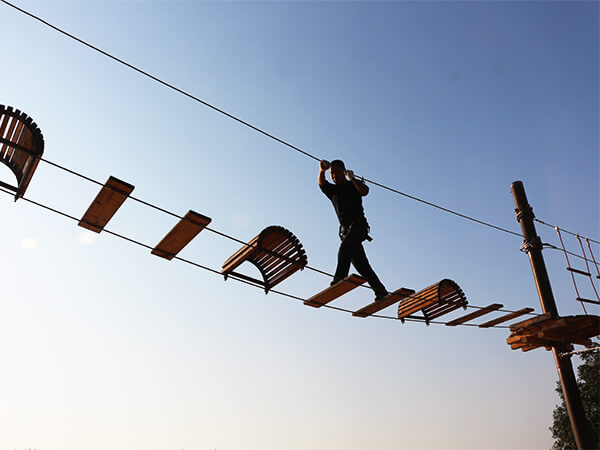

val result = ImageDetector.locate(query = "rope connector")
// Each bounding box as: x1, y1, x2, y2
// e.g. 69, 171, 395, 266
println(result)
521, 236, 543, 253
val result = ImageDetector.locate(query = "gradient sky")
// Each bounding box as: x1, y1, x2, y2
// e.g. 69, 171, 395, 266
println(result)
1, 1, 598, 449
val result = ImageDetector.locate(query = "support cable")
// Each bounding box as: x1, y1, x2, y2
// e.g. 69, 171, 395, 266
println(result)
585, 237, 600, 279
3, 0, 523, 239
0, 185, 529, 329
559, 347, 600, 358
36, 156, 543, 318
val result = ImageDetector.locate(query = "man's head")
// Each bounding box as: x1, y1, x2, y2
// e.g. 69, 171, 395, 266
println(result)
330, 159, 346, 185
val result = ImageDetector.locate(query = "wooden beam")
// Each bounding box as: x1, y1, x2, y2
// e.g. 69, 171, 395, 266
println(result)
478, 308, 534, 328
445, 303, 503, 326
78, 176, 134, 233
304, 274, 366, 308
151, 210, 211, 260
353, 287, 415, 318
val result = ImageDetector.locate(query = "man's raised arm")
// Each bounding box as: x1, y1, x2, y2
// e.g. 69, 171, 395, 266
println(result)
345, 170, 369, 196
318, 160, 330, 186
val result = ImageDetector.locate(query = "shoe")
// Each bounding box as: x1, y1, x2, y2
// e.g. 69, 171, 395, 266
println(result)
330, 277, 342, 287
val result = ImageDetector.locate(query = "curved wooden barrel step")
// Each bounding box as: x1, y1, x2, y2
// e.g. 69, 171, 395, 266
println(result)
151, 210, 211, 260
0, 105, 44, 200
353, 287, 415, 318
398, 279, 468, 325
507, 314, 600, 352
78, 176, 134, 233
222, 225, 307, 293
304, 274, 365, 308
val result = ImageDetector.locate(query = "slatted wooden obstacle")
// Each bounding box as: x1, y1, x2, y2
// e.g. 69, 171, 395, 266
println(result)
0, 105, 44, 200
507, 314, 600, 352
78, 176, 134, 233
152, 210, 212, 260
397, 279, 468, 325
222, 225, 308, 293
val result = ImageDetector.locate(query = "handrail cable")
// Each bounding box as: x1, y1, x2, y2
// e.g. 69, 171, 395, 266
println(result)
2, 0, 525, 239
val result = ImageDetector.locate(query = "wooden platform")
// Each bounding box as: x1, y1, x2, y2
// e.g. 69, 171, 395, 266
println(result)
151, 210, 211, 260
304, 274, 365, 308
507, 314, 600, 352
353, 287, 415, 318
222, 225, 307, 293
398, 279, 468, 325
79, 176, 134, 233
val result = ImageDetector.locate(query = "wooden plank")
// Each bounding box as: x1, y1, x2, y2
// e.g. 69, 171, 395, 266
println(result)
577, 297, 600, 305
151, 210, 211, 260
567, 267, 591, 277
445, 303, 504, 326
478, 308, 534, 328
304, 274, 366, 308
78, 176, 134, 233
398, 298, 438, 319
222, 237, 259, 272
267, 263, 301, 289
353, 287, 415, 318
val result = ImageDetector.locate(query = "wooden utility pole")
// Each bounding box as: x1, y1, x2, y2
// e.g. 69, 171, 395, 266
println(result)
511, 180, 597, 449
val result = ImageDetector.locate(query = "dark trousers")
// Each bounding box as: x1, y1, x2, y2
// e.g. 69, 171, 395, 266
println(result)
334, 222, 387, 297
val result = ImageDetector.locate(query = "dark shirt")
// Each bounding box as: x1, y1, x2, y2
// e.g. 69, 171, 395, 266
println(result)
320, 180, 367, 227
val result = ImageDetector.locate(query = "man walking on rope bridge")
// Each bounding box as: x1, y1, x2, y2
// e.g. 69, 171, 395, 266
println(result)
318, 159, 388, 301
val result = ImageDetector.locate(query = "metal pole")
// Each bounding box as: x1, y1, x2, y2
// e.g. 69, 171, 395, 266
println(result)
511, 180, 596, 449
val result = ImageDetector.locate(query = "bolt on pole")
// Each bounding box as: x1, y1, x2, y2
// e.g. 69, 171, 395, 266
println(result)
511, 180, 596, 450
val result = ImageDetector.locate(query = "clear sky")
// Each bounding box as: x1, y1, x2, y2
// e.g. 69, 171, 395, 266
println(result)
1, 1, 598, 449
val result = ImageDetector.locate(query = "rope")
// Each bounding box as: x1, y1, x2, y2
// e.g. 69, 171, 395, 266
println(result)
559, 347, 600, 357
0, 186, 532, 329
0, 0, 526, 239
556, 227, 588, 315
536, 218, 599, 246
585, 237, 600, 279
36, 156, 543, 318
576, 234, 600, 303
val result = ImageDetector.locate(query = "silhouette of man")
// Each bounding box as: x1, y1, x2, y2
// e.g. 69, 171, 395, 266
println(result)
318, 159, 388, 301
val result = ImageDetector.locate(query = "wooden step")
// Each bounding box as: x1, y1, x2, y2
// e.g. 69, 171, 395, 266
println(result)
78, 176, 134, 233
478, 307, 534, 328
151, 210, 211, 260
445, 303, 503, 326
353, 287, 415, 318
304, 274, 366, 308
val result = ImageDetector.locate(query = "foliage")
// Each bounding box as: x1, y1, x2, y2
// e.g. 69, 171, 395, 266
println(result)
550, 341, 600, 450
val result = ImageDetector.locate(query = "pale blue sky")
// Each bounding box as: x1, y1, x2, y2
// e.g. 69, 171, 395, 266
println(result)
1, 1, 598, 449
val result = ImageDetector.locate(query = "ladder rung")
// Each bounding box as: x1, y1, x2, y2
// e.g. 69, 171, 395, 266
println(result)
566, 267, 591, 277
577, 297, 600, 305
